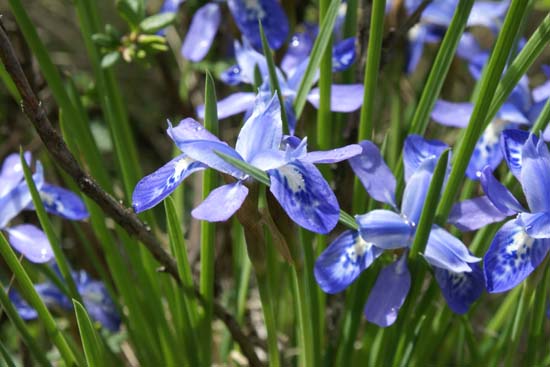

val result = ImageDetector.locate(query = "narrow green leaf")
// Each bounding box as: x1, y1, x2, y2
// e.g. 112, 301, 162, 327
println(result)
0, 341, 16, 367
316, 0, 333, 150
164, 197, 200, 367
259, 21, 289, 132
199, 72, 219, 366
294, 0, 341, 118
74, 300, 105, 367
0, 62, 21, 100
436, 0, 529, 222
357, 0, 387, 142
139, 13, 176, 33
0, 285, 52, 367
20, 151, 82, 304
0, 232, 79, 366
409, 150, 450, 259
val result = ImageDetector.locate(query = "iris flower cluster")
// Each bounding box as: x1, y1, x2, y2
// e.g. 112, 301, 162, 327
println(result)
315, 136, 484, 326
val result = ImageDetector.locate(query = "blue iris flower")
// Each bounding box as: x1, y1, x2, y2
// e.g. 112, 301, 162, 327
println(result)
159, 0, 289, 61
314, 136, 484, 326
0, 153, 88, 263
200, 34, 361, 134
132, 93, 362, 234
469, 129, 550, 293
431, 77, 531, 180
10, 268, 120, 332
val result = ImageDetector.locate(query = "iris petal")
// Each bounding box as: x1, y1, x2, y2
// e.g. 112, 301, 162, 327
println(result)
0, 162, 44, 229
167, 118, 220, 143
314, 230, 382, 294
431, 100, 473, 128
302, 144, 362, 165
132, 154, 205, 213
484, 219, 550, 293
197, 92, 256, 120
79, 276, 121, 332
449, 196, 510, 231
235, 94, 283, 162
403, 134, 448, 182
176, 140, 247, 179
6, 224, 54, 263
0, 152, 31, 198
364, 255, 411, 327
356, 210, 413, 250
434, 263, 484, 314
332, 37, 356, 72
181, 3, 221, 62
25, 184, 88, 220
9, 289, 38, 320
521, 135, 550, 213
227, 0, 289, 50
500, 128, 531, 180
466, 121, 509, 180
192, 182, 249, 222
268, 161, 340, 234
480, 166, 525, 214
424, 226, 480, 273
307, 84, 364, 112
518, 212, 550, 239
348, 141, 397, 207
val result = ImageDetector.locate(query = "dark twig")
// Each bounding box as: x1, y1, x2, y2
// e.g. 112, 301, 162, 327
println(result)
0, 19, 263, 367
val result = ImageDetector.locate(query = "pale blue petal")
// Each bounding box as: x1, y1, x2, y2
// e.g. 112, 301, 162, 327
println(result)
364, 255, 411, 327
307, 84, 364, 112
181, 3, 221, 62
9, 289, 38, 320
468, 0, 509, 28
268, 161, 340, 234
227, 0, 289, 50
132, 154, 206, 213
29, 184, 89, 220
348, 141, 397, 207
497, 103, 529, 124
160, 0, 185, 13
177, 140, 247, 179
449, 196, 510, 232
521, 135, 550, 213
407, 24, 428, 74
248, 150, 287, 171
197, 92, 256, 120
480, 166, 525, 214
78, 274, 121, 331
403, 134, 448, 182
401, 157, 438, 225
466, 121, 509, 180
0, 162, 44, 229
167, 118, 220, 144
314, 230, 382, 294
233, 39, 268, 84
500, 128, 531, 180
301, 144, 362, 164
6, 224, 54, 263
356, 210, 413, 250
281, 30, 314, 75
332, 37, 356, 72
484, 219, 550, 293
220, 65, 243, 86
532, 81, 550, 103
431, 100, 473, 128
518, 212, 550, 239
434, 263, 484, 314
424, 226, 480, 273
235, 94, 283, 162
456, 33, 483, 63
0, 152, 31, 198
192, 182, 249, 222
